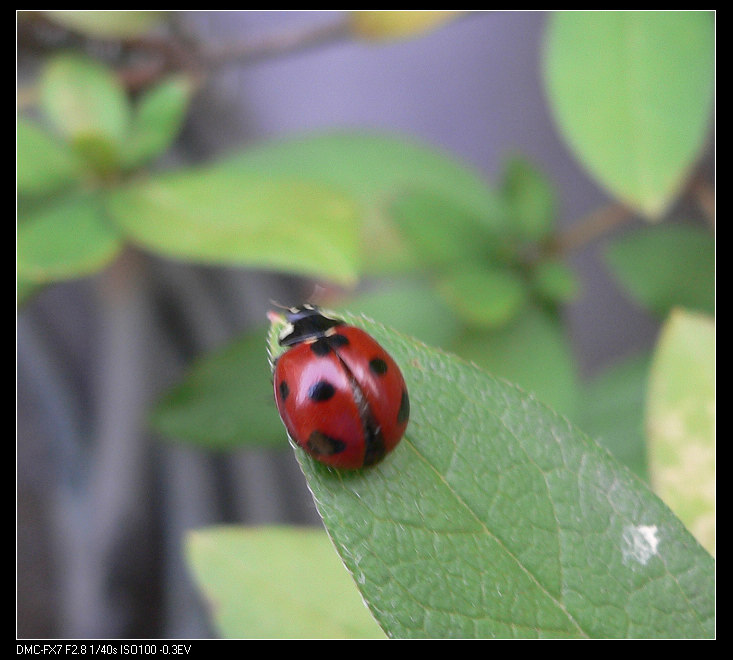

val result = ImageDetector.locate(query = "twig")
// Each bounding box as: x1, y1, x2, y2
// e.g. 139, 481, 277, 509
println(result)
689, 176, 716, 230
548, 202, 636, 257
117, 14, 352, 91
19, 13, 354, 97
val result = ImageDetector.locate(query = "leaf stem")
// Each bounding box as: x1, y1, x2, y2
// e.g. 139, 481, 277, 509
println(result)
546, 202, 636, 258
689, 175, 716, 230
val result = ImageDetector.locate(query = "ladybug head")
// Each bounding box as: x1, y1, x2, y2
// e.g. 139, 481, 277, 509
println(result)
278, 304, 344, 347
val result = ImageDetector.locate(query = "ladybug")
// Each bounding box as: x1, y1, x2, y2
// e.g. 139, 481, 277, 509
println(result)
272, 304, 409, 470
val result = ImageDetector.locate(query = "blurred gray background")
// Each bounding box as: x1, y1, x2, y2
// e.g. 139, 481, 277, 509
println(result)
18, 11, 701, 639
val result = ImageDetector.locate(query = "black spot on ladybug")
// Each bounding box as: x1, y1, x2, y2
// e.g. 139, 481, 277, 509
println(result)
397, 389, 410, 425
310, 338, 332, 356
362, 420, 386, 467
308, 380, 336, 402
310, 333, 350, 357
279, 380, 289, 401
307, 430, 346, 456
329, 333, 350, 348
369, 357, 388, 376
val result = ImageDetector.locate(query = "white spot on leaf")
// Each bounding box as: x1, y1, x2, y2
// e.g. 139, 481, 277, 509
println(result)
622, 524, 660, 566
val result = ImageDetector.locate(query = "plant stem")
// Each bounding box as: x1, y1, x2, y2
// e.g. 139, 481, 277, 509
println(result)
690, 176, 716, 229
119, 14, 352, 91
547, 202, 636, 258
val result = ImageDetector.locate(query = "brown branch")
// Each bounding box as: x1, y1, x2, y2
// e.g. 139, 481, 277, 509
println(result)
116, 15, 352, 91
547, 202, 636, 257
689, 176, 716, 230
19, 13, 354, 97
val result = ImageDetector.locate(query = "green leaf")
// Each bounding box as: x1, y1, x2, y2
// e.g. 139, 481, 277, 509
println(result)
604, 223, 714, 316
232, 131, 504, 222
40, 53, 131, 155
531, 259, 580, 304
438, 265, 527, 328
646, 310, 715, 556
339, 281, 460, 348
43, 10, 166, 38
71, 133, 124, 176
123, 75, 194, 169
186, 526, 385, 639
17, 192, 123, 283
576, 353, 651, 480
500, 155, 557, 241
106, 165, 361, 285
544, 11, 714, 218
151, 327, 284, 450
221, 132, 507, 273
389, 189, 495, 269
452, 306, 579, 418
268, 311, 714, 638
17, 117, 84, 196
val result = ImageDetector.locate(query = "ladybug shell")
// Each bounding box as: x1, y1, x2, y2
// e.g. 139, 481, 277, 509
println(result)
273, 324, 409, 470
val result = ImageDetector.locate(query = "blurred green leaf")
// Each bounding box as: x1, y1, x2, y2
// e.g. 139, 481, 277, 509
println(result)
123, 75, 194, 169
17, 117, 84, 196
17, 192, 123, 283
231, 132, 504, 223
389, 189, 495, 269
604, 223, 714, 316
40, 53, 131, 164
43, 10, 166, 38
438, 265, 527, 328
500, 155, 557, 241
222, 131, 507, 273
151, 327, 283, 450
106, 164, 361, 285
267, 311, 714, 638
452, 306, 579, 418
339, 281, 460, 348
646, 309, 715, 556
544, 11, 714, 218
71, 133, 123, 176
531, 259, 580, 304
576, 353, 651, 480
186, 526, 385, 639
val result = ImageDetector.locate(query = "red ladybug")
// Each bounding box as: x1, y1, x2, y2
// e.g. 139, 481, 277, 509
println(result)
272, 304, 409, 470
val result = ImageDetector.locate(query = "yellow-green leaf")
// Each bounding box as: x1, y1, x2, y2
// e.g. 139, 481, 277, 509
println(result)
350, 11, 463, 41
107, 165, 361, 285
41, 53, 130, 148
646, 309, 715, 555
186, 526, 385, 639
544, 11, 714, 218
43, 10, 166, 38
18, 192, 123, 283
123, 75, 195, 169
17, 117, 85, 196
